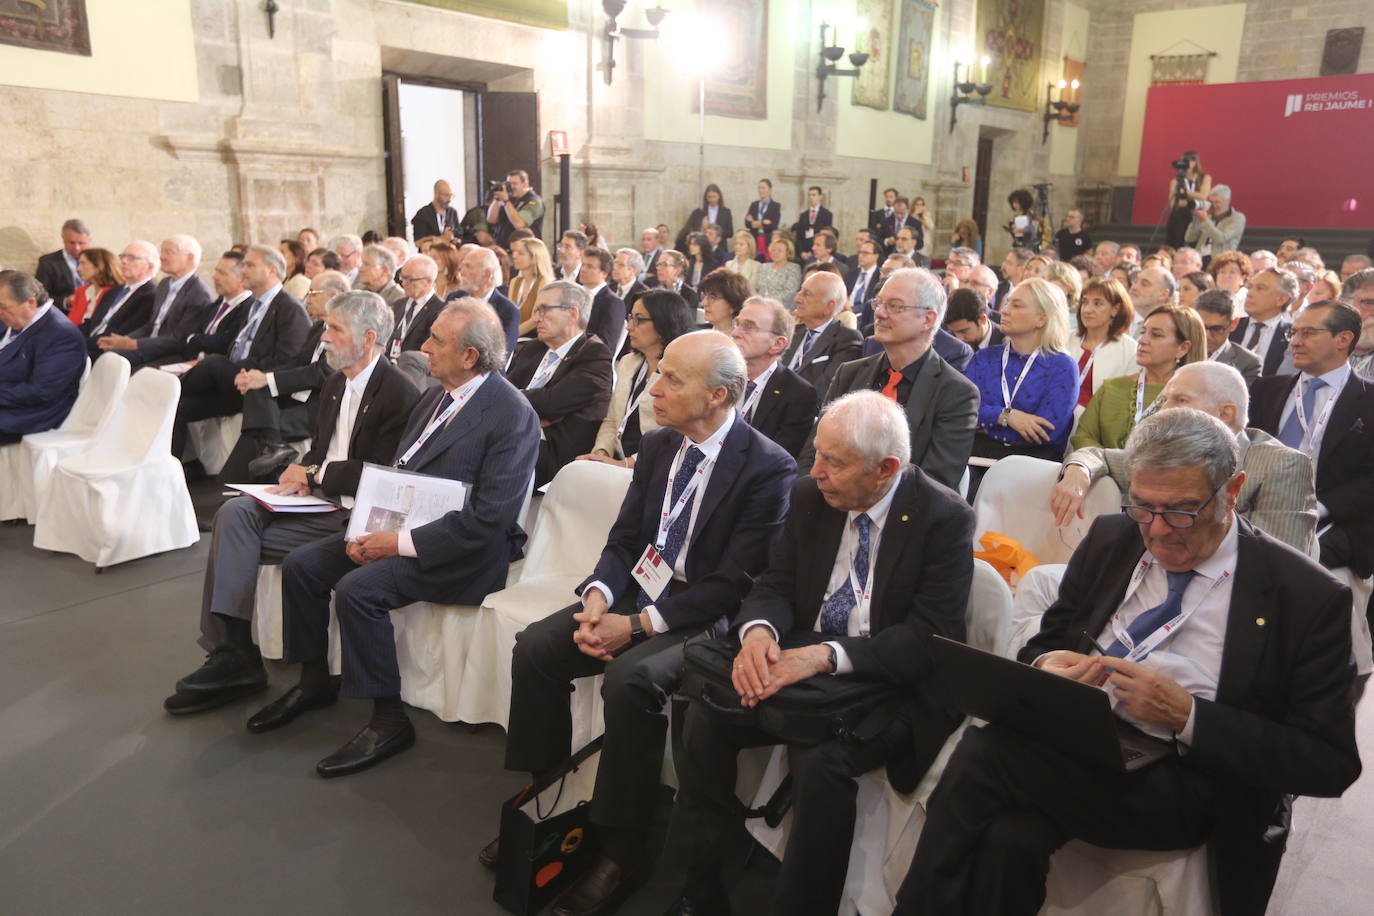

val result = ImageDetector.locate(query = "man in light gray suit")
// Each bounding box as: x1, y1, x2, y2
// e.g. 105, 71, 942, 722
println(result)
782, 271, 863, 397
356, 244, 406, 310
1196, 289, 1261, 385
1052, 360, 1317, 554
798, 268, 978, 491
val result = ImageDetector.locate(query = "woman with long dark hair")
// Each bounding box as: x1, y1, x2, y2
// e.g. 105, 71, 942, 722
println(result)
686, 184, 733, 239
1165, 151, 1211, 248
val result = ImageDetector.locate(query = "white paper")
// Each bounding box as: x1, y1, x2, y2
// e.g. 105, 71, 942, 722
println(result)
158, 361, 196, 376
345, 463, 469, 541
226, 483, 338, 513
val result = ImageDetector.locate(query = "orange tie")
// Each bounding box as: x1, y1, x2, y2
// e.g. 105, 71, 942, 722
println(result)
881, 369, 903, 401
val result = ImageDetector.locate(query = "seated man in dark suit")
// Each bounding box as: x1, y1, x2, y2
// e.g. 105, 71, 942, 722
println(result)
942, 287, 1003, 353
666, 391, 975, 915
807, 229, 848, 269
898, 408, 1361, 916
172, 244, 311, 457
173, 250, 253, 361
846, 238, 882, 329
217, 269, 353, 482
1195, 289, 1261, 385
95, 235, 214, 367
0, 271, 87, 446
782, 271, 863, 397
162, 290, 419, 714
506, 280, 614, 487
34, 218, 91, 311
802, 269, 978, 490
410, 179, 460, 241
384, 253, 446, 389
81, 240, 159, 356
577, 245, 627, 351
247, 300, 541, 776
554, 229, 587, 282
654, 249, 700, 311
611, 248, 649, 311
453, 245, 520, 357
1231, 266, 1298, 377
731, 295, 818, 457
482, 331, 796, 915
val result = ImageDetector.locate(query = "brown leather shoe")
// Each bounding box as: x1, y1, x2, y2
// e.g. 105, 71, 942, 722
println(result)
551, 854, 640, 916
478, 835, 500, 871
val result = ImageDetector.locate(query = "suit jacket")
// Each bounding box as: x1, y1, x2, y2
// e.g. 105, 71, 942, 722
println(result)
640, 248, 663, 286
686, 206, 734, 239
181, 295, 249, 359
781, 320, 863, 397
271, 320, 330, 400
35, 249, 79, 307
411, 202, 461, 241
1212, 339, 1262, 385
859, 328, 974, 375
615, 280, 648, 313
82, 280, 155, 352
880, 214, 921, 248
393, 375, 542, 602
844, 265, 879, 307
582, 418, 796, 631
745, 365, 817, 459
507, 333, 614, 484
390, 293, 445, 354
791, 206, 834, 255
301, 356, 419, 498
233, 289, 311, 371
372, 280, 407, 311
1024, 514, 1360, 916
588, 286, 627, 353
592, 351, 661, 458
0, 306, 87, 438
1250, 371, 1374, 576
1230, 315, 1294, 377
734, 469, 975, 793
131, 274, 214, 362
803, 349, 978, 490
745, 200, 782, 242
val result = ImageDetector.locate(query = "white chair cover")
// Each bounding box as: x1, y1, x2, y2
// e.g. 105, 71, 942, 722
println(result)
0, 356, 96, 521
1007, 562, 1070, 657
1328, 567, 1373, 677
17, 353, 131, 523
251, 565, 342, 674
186, 413, 243, 476
33, 370, 199, 568
973, 455, 1121, 569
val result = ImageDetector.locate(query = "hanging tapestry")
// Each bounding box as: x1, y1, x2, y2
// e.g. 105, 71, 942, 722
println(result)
977, 0, 1045, 113
1150, 53, 1212, 86
0, 0, 90, 56
851, 0, 894, 110
893, 0, 937, 120
691, 0, 769, 119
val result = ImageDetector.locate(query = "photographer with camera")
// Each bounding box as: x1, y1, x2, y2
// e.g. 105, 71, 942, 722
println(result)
484, 169, 544, 247
1165, 151, 1211, 248
1185, 185, 1247, 261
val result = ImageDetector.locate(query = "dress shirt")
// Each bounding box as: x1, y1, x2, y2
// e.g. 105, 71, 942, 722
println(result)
706, 205, 719, 226
1277, 362, 1350, 460
851, 267, 875, 306
789, 318, 833, 369
203, 290, 252, 337
869, 349, 930, 405
616, 281, 636, 300
230, 283, 282, 359
91, 277, 151, 334
1093, 518, 1238, 744
63, 250, 81, 287
526, 332, 583, 389
740, 360, 780, 422
1243, 314, 1282, 359
396, 372, 491, 558
585, 410, 737, 634
151, 272, 193, 334
318, 353, 380, 509
0, 303, 53, 350
740, 475, 899, 674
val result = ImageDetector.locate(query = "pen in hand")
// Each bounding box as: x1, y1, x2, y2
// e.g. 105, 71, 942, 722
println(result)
1082, 630, 1113, 657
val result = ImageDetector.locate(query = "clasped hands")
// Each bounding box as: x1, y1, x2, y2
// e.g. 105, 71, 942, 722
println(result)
1003, 409, 1056, 444
1037, 650, 1193, 733
731, 626, 832, 708
234, 368, 268, 395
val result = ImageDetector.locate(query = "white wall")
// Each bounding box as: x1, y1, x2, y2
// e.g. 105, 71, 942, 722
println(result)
1049, 1, 1089, 176
397, 81, 468, 239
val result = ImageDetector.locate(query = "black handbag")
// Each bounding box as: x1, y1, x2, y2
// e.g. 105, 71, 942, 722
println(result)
493, 736, 603, 916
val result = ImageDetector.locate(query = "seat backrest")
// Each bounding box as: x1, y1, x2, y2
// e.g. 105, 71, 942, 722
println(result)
81, 370, 181, 464
966, 558, 1014, 656
522, 460, 634, 580
972, 456, 1069, 562
61, 352, 131, 434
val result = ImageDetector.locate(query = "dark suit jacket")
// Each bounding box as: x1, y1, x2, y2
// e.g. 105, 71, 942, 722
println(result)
735, 469, 975, 792
746, 365, 817, 458
83, 280, 155, 353
581, 418, 796, 631
686, 206, 734, 239
0, 306, 87, 439
507, 333, 614, 485
390, 293, 445, 354
1230, 315, 1293, 377
131, 274, 214, 362
233, 289, 311, 371
303, 356, 419, 498
1024, 514, 1360, 916
411, 202, 461, 241
791, 205, 834, 255
35, 249, 79, 307
394, 375, 542, 602
180, 295, 249, 359
271, 320, 329, 401
781, 320, 863, 396
1250, 371, 1374, 576
859, 328, 973, 374
745, 200, 782, 243
803, 349, 979, 489
640, 248, 663, 287
879, 214, 921, 248
588, 286, 627, 353
615, 280, 648, 313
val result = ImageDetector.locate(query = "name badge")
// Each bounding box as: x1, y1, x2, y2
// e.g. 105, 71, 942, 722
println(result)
389, 339, 402, 359
631, 544, 672, 602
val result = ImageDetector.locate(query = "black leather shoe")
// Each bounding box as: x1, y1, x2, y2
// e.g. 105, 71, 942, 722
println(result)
552, 855, 640, 916
246, 684, 338, 733
164, 681, 268, 715
478, 836, 500, 871
661, 890, 731, 916
176, 646, 266, 693
247, 443, 299, 479
315, 719, 416, 778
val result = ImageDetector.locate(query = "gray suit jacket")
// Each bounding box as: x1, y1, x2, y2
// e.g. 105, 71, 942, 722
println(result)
798, 348, 979, 490
1066, 427, 1317, 554
373, 280, 407, 311
781, 320, 863, 397
1213, 340, 1262, 386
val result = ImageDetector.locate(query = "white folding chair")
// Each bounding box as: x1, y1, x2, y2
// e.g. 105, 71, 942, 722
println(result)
186, 413, 243, 476
16, 352, 131, 524
973, 455, 1121, 568
33, 369, 199, 570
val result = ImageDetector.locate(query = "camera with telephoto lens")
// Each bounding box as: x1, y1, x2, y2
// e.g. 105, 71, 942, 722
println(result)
1171, 154, 1195, 204
487, 179, 513, 198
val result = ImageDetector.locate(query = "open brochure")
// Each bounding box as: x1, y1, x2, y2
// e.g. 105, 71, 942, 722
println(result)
344, 462, 469, 542
226, 483, 339, 513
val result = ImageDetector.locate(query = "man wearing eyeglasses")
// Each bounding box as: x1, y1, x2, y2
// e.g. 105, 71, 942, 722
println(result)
386, 254, 444, 360
899, 407, 1360, 916
80, 240, 159, 357
355, 245, 406, 311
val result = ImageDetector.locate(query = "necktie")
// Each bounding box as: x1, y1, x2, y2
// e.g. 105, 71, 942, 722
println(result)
150, 282, 174, 334
743, 380, 758, 421
881, 369, 903, 402
92, 287, 131, 335
810, 208, 817, 222
397, 300, 418, 343
205, 297, 233, 333
800, 328, 819, 358
229, 299, 263, 362
527, 349, 560, 390
1278, 377, 1327, 449
1245, 320, 1263, 350
819, 514, 873, 636
637, 445, 706, 610
853, 271, 868, 307
1105, 570, 1197, 658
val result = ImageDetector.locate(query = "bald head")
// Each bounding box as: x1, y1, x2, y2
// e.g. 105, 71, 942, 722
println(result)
458, 245, 500, 296
795, 270, 846, 328
655, 330, 748, 435
433, 180, 453, 210
967, 265, 999, 302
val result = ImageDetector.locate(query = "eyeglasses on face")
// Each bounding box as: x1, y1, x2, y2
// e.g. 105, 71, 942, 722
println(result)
873, 299, 931, 316
1283, 326, 1333, 341
626, 314, 652, 326
399, 275, 429, 284
533, 305, 572, 317
1121, 483, 1223, 529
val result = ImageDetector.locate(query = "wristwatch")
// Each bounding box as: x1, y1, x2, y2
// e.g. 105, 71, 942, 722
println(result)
824, 644, 838, 673
628, 612, 648, 646
998, 407, 1012, 427
304, 464, 321, 486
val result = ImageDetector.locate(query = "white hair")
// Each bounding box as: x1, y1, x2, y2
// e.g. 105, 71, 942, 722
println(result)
821, 390, 911, 470
1211, 184, 1232, 202
1171, 361, 1249, 431
165, 234, 202, 265
1125, 408, 1239, 495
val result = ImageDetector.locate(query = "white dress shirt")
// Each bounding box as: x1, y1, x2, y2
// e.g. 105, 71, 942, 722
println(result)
0, 302, 52, 350
526, 332, 583, 390
1277, 362, 1350, 460
740, 359, 780, 422
789, 318, 832, 369
318, 353, 380, 509
1243, 314, 1282, 359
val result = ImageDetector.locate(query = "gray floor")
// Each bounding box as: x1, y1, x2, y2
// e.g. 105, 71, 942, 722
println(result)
1, 483, 1371, 915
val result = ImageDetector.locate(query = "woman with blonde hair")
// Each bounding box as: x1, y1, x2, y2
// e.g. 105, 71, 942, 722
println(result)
1041, 259, 1082, 310
1022, 254, 1053, 279
724, 230, 760, 286
1068, 277, 1138, 410
509, 236, 554, 335
951, 218, 983, 259
1071, 304, 1207, 449
754, 236, 802, 306
965, 278, 1081, 464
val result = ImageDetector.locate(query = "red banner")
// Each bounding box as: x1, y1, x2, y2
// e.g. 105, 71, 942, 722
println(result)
1132, 73, 1374, 228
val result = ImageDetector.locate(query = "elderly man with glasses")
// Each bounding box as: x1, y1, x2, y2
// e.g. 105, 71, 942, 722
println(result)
80, 240, 159, 356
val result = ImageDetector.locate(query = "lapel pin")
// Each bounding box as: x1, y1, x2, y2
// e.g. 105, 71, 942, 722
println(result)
1255, 617, 1266, 627
900, 514, 909, 522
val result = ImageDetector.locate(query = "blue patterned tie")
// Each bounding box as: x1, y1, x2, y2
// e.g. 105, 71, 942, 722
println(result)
818, 513, 872, 636
637, 444, 705, 610
1105, 569, 1197, 658
229, 298, 263, 362
1278, 377, 1326, 449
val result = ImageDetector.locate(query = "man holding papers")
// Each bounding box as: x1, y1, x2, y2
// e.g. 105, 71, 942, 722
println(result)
248, 298, 540, 777
163, 291, 418, 715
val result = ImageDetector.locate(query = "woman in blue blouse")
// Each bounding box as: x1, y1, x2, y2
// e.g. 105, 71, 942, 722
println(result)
965, 278, 1080, 468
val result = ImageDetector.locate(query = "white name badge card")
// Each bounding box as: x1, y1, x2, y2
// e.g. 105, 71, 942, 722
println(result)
632, 544, 672, 601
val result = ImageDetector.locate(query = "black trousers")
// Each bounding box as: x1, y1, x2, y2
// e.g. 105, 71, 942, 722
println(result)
173, 355, 244, 457
505, 599, 706, 857
896, 723, 1215, 916
217, 387, 314, 483
670, 696, 911, 915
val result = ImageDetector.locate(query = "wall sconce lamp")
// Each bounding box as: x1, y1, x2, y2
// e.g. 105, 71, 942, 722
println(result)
815, 21, 870, 112
599, 0, 669, 86
949, 58, 992, 133
1042, 79, 1081, 142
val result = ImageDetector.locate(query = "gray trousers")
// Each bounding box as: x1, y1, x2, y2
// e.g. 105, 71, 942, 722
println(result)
198, 496, 348, 650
